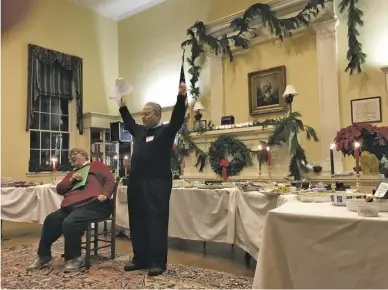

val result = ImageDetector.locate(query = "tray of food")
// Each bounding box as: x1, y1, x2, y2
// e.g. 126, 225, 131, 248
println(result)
297, 192, 330, 203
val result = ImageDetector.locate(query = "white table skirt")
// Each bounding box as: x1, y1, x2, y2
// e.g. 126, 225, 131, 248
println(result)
253, 199, 388, 289
1, 184, 62, 224
2, 185, 282, 261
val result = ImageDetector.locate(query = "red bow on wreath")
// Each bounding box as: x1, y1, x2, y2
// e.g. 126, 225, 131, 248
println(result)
219, 159, 229, 181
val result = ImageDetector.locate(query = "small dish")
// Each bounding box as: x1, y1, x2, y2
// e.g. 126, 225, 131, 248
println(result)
357, 204, 379, 217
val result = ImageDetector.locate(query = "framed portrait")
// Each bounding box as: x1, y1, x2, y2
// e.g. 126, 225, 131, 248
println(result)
351, 96, 382, 124
248, 66, 286, 115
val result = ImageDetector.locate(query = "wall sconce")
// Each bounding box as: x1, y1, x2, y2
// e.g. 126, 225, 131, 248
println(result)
282, 84, 299, 113
193, 100, 205, 121
381, 66, 388, 91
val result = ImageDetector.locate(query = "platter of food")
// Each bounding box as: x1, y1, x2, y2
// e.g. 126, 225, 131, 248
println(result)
297, 192, 330, 203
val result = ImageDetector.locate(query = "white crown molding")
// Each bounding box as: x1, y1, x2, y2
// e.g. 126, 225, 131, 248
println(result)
381, 66, 388, 91
116, 0, 166, 21
206, 0, 335, 51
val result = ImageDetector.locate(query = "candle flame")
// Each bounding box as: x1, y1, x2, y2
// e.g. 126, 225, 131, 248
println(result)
113, 155, 118, 160
354, 142, 360, 148
330, 143, 336, 149
266, 146, 270, 151
51, 157, 58, 162
124, 155, 129, 160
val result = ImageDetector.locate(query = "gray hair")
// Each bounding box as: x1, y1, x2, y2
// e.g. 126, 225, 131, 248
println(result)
145, 102, 162, 118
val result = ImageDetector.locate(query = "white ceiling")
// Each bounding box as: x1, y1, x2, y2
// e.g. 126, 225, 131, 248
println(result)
71, 0, 166, 21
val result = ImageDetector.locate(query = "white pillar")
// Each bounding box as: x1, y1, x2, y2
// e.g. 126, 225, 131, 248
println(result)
208, 54, 224, 126
313, 18, 344, 174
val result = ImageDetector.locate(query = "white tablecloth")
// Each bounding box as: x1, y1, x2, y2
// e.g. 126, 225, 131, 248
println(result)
116, 187, 239, 244
1, 184, 62, 224
253, 200, 388, 289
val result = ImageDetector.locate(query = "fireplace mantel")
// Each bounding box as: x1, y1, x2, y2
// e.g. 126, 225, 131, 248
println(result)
181, 126, 291, 180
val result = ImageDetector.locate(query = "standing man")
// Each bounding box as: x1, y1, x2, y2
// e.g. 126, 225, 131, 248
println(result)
118, 84, 187, 276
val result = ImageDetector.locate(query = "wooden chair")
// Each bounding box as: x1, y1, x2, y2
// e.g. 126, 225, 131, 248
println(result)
81, 181, 119, 269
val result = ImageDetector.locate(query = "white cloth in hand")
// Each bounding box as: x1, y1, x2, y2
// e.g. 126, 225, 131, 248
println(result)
109, 78, 133, 106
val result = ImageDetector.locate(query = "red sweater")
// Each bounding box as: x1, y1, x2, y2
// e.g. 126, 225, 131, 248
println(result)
56, 161, 115, 208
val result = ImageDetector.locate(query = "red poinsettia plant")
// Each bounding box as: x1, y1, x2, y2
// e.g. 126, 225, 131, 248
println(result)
334, 123, 388, 160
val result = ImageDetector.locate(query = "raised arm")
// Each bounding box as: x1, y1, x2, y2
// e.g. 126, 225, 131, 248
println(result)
119, 105, 140, 137
56, 171, 75, 195
166, 94, 187, 135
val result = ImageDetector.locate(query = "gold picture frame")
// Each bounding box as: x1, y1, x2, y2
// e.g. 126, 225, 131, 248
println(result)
248, 66, 286, 115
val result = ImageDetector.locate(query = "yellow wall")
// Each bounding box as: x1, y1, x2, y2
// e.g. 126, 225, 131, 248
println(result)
336, 0, 388, 169
223, 32, 320, 162
2, 0, 387, 180
118, 0, 388, 171
1, 0, 118, 181
118, 0, 266, 112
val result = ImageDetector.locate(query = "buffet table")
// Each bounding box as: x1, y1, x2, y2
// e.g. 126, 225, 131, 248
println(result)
253, 198, 388, 289
2, 185, 282, 260
117, 186, 280, 259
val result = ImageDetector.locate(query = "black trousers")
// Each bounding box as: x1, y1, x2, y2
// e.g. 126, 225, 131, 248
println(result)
127, 177, 172, 269
37, 199, 112, 260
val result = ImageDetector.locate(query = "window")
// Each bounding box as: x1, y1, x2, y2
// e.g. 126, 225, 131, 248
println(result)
29, 95, 70, 171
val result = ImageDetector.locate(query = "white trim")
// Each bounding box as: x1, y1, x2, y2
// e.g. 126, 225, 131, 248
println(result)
116, 0, 166, 21
381, 66, 388, 91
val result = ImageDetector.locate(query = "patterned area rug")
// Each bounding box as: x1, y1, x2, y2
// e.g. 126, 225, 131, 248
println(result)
1, 242, 253, 289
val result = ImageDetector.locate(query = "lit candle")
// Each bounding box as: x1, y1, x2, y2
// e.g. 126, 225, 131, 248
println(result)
51, 157, 57, 172
124, 155, 129, 169
266, 146, 271, 167
330, 143, 335, 175
354, 142, 360, 174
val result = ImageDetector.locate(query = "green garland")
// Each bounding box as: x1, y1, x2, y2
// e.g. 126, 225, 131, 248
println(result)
208, 136, 251, 178
177, 112, 319, 180
338, 0, 366, 74
181, 0, 365, 100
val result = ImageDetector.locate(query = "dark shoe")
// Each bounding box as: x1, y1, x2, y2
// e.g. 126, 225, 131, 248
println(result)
124, 261, 148, 272
63, 256, 85, 273
148, 267, 165, 277
27, 256, 52, 270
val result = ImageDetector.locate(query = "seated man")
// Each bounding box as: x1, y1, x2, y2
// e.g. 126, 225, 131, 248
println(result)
28, 148, 115, 272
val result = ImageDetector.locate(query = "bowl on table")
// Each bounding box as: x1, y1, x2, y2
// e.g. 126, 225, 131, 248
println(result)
329, 192, 366, 206
346, 198, 388, 212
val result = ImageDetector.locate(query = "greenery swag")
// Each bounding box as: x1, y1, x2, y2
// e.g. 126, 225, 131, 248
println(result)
181, 0, 366, 101
176, 112, 319, 180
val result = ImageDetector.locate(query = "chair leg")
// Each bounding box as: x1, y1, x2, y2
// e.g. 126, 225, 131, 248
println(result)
93, 222, 98, 256
85, 224, 91, 269
103, 221, 108, 236
110, 220, 116, 260
202, 241, 207, 256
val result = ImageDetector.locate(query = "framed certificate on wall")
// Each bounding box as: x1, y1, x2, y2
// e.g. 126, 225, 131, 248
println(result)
351, 96, 382, 123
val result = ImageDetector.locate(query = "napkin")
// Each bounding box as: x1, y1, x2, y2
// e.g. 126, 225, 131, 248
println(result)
110, 78, 133, 105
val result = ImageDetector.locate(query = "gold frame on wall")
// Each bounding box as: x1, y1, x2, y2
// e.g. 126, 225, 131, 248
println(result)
248, 65, 286, 115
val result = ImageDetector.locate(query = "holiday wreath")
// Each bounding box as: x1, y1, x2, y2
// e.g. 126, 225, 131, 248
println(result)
208, 135, 251, 180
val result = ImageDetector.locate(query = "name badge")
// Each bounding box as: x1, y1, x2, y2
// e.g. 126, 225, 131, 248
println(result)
146, 136, 154, 142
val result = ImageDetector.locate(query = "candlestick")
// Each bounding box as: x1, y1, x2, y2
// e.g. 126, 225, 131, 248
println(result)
354, 142, 360, 174
257, 145, 263, 181
330, 143, 335, 176
51, 156, 57, 172
354, 142, 361, 192
331, 174, 336, 192
266, 146, 271, 181
124, 155, 129, 176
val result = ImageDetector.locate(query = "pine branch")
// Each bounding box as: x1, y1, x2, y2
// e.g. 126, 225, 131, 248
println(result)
338, 0, 366, 74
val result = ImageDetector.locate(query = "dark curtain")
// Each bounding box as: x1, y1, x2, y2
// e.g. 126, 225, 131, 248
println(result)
26, 44, 84, 134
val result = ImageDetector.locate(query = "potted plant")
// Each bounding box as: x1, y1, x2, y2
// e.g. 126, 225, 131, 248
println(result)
334, 124, 388, 175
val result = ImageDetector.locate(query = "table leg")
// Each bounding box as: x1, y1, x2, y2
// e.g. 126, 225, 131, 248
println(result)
202, 241, 206, 256
244, 252, 251, 268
